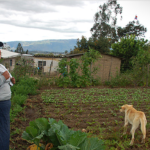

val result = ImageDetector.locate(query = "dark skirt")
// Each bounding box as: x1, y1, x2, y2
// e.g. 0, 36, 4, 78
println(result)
0, 100, 11, 150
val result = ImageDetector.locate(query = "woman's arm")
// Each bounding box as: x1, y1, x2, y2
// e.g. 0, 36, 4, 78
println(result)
0, 71, 10, 86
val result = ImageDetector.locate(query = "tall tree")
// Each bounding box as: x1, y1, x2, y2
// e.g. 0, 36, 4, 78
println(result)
91, 0, 122, 43
117, 21, 147, 40
15, 43, 24, 54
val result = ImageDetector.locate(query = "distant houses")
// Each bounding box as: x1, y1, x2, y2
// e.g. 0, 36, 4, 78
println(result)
0, 48, 121, 81
33, 53, 121, 81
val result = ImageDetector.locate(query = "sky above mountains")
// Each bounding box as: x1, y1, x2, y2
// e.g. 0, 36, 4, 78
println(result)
0, 0, 150, 42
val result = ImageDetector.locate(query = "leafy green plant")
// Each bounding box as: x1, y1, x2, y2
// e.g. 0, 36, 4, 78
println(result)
11, 93, 27, 106
11, 104, 24, 117
56, 48, 101, 87
56, 76, 70, 88
11, 76, 38, 95
10, 76, 38, 124
69, 58, 80, 87
41, 93, 55, 103
80, 48, 101, 87
22, 118, 105, 150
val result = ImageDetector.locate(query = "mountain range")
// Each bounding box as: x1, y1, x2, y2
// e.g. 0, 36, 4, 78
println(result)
6, 39, 77, 53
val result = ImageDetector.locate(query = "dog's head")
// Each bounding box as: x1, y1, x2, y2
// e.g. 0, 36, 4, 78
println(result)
120, 104, 133, 112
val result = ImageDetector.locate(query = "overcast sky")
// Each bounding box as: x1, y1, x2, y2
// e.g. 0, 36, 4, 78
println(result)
0, 0, 150, 42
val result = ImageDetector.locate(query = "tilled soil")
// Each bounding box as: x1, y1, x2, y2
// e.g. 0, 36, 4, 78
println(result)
10, 86, 150, 150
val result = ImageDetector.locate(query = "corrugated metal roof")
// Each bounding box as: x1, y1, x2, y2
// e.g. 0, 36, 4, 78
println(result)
21, 54, 33, 57
0, 49, 21, 59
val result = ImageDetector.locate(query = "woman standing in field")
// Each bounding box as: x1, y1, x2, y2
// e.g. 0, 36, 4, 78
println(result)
0, 42, 15, 150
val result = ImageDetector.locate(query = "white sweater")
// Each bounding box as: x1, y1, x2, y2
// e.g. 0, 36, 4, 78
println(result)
0, 64, 13, 86
0, 64, 12, 101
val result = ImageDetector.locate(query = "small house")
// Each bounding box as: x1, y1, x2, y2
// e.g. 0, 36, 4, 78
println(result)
67, 53, 121, 82
33, 55, 62, 75
0, 49, 21, 71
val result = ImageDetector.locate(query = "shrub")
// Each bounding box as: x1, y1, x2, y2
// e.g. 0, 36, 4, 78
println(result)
104, 72, 132, 87
56, 48, 102, 87
11, 93, 27, 106
11, 76, 38, 95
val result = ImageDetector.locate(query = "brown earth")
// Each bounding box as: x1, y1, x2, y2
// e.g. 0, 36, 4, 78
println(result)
10, 86, 150, 150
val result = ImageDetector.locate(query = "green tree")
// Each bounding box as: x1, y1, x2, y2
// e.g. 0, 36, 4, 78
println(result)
26, 49, 28, 54
117, 21, 147, 40
74, 36, 89, 52
15, 43, 24, 54
91, 0, 122, 43
88, 37, 110, 54
91, 0, 147, 44
72, 36, 110, 54
112, 34, 148, 72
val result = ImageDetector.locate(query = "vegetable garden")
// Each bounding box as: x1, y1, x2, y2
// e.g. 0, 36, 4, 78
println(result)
9, 47, 150, 149
10, 82, 150, 150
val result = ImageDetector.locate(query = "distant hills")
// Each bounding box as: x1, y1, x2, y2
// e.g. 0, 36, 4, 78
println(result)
6, 39, 77, 53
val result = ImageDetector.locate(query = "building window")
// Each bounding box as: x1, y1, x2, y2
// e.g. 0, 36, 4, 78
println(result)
38, 61, 46, 67
10, 59, 12, 66
43, 61, 46, 66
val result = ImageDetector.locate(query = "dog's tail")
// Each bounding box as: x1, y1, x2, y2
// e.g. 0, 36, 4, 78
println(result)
140, 114, 147, 140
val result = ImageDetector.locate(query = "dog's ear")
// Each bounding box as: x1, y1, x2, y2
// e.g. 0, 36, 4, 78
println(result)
131, 105, 133, 107
121, 106, 125, 110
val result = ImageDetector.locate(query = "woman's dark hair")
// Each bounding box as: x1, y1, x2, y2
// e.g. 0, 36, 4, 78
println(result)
0, 42, 4, 47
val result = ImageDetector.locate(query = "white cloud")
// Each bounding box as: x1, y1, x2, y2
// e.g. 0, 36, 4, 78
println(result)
0, 0, 150, 42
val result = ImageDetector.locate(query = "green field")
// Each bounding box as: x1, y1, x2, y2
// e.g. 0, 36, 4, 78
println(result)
10, 87, 150, 150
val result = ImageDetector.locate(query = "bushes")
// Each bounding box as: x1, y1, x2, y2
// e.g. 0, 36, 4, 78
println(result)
12, 58, 35, 82
105, 47, 150, 87
111, 35, 148, 72
10, 76, 38, 122
56, 48, 102, 88
11, 93, 27, 106
104, 67, 150, 87
105, 72, 132, 87
11, 76, 38, 95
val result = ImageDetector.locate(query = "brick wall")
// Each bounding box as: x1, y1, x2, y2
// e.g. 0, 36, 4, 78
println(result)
94, 54, 121, 82
67, 54, 121, 82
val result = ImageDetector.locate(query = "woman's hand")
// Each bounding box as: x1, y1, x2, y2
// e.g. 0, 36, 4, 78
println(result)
11, 77, 15, 84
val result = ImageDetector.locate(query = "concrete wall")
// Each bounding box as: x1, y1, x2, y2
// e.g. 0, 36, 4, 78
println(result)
34, 57, 62, 74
